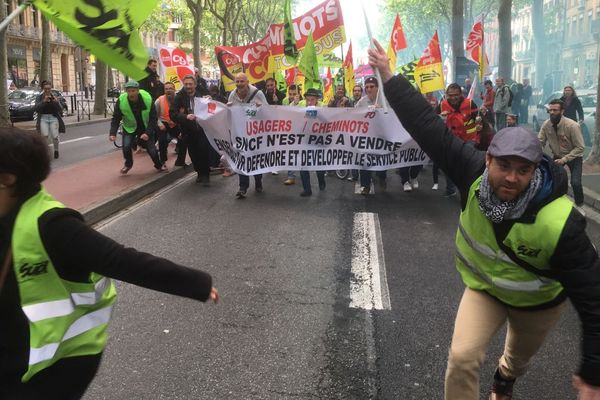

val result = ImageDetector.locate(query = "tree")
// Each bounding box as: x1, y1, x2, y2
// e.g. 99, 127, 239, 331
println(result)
207, 0, 244, 46
40, 14, 51, 83
497, 0, 512, 80
531, 0, 545, 88
239, 0, 284, 43
185, 0, 208, 74
451, 0, 464, 82
0, 1, 10, 127
93, 60, 107, 115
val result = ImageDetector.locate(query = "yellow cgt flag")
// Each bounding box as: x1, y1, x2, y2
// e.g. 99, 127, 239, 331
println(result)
414, 31, 445, 93
33, 0, 157, 81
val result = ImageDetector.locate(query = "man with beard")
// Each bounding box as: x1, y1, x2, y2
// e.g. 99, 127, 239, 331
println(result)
262, 77, 284, 105
138, 59, 164, 101
436, 83, 479, 196
171, 75, 211, 185
228, 72, 267, 198
368, 38, 600, 400
154, 82, 180, 167
538, 99, 585, 211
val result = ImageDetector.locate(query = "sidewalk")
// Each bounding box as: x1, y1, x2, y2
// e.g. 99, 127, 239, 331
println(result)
13, 113, 111, 131
44, 147, 192, 225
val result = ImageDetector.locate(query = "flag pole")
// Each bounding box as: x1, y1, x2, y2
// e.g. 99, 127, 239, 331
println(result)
0, 1, 31, 33
361, 3, 388, 113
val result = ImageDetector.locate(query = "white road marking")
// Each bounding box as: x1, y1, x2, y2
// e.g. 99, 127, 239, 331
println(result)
354, 182, 375, 195
48, 136, 92, 146
349, 212, 391, 310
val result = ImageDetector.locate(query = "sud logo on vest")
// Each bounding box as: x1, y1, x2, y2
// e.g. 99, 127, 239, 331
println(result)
516, 245, 542, 258
19, 260, 49, 279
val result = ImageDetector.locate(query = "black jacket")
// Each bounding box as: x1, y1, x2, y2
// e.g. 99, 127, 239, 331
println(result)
0, 187, 213, 392
384, 74, 600, 386
560, 95, 585, 122
138, 67, 164, 101
34, 94, 65, 133
170, 87, 208, 134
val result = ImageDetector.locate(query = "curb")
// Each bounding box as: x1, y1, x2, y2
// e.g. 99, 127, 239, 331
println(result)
64, 117, 111, 128
81, 166, 193, 226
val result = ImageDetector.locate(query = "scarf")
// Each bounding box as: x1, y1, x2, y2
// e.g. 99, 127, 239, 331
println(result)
477, 168, 543, 224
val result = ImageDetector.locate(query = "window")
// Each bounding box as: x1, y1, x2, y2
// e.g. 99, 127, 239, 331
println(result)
7, 45, 28, 88
32, 5, 39, 28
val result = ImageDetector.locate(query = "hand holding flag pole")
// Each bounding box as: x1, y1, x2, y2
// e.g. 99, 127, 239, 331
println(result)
361, 3, 388, 113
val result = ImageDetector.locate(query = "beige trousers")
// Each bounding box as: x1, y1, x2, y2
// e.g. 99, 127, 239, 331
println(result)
444, 288, 565, 400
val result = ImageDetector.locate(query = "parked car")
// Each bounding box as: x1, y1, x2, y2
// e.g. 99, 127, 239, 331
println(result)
532, 89, 597, 135
8, 88, 68, 121
581, 110, 596, 147
8, 89, 38, 121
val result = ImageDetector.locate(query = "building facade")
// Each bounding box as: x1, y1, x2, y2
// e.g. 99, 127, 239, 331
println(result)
5, 1, 81, 92
511, 0, 600, 90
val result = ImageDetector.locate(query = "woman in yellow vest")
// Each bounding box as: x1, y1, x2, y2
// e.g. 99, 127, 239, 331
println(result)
368, 40, 600, 400
0, 127, 219, 399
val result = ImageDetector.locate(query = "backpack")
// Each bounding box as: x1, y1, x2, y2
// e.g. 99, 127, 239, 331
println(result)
504, 86, 514, 107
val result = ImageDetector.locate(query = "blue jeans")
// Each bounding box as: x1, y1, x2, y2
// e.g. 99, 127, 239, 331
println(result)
39, 114, 59, 153
300, 170, 325, 193
566, 157, 584, 206
123, 133, 161, 169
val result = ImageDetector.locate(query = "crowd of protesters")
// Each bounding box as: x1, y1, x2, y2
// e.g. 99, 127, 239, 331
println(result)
104, 59, 587, 212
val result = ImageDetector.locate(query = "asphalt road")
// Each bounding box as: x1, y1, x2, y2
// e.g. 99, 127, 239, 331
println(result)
50, 120, 116, 169
83, 169, 592, 400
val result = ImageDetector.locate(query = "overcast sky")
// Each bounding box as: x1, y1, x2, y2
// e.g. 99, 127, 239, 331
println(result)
295, 0, 383, 65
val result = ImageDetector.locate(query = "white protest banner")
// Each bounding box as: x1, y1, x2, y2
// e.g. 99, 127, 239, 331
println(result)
194, 99, 428, 175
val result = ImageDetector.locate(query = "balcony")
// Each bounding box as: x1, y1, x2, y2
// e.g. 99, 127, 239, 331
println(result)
7, 23, 40, 39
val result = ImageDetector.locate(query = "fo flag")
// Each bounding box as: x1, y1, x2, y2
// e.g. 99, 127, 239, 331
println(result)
387, 14, 407, 71
414, 31, 445, 93
33, 0, 156, 80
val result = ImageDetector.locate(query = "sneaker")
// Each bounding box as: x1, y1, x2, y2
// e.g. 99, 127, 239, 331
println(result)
283, 178, 295, 185
222, 169, 234, 177
54, 150, 59, 159
488, 369, 515, 400
432, 183, 439, 190
159, 164, 168, 172
411, 179, 419, 189
236, 190, 247, 199
174, 160, 189, 167
120, 166, 131, 175
271, 171, 279, 175
347, 176, 356, 181
444, 190, 458, 197
403, 182, 413, 192
300, 191, 312, 197
360, 186, 370, 195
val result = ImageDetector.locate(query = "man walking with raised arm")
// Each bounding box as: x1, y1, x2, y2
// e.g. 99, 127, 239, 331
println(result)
368, 39, 600, 400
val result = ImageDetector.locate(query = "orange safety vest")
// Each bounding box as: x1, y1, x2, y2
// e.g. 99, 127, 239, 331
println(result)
440, 98, 478, 143
158, 95, 176, 128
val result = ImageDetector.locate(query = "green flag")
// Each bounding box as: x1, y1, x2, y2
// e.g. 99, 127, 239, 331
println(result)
283, 0, 298, 65
32, 0, 157, 80
298, 32, 321, 91
275, 70, 287, 93
397, 59, 418, 86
